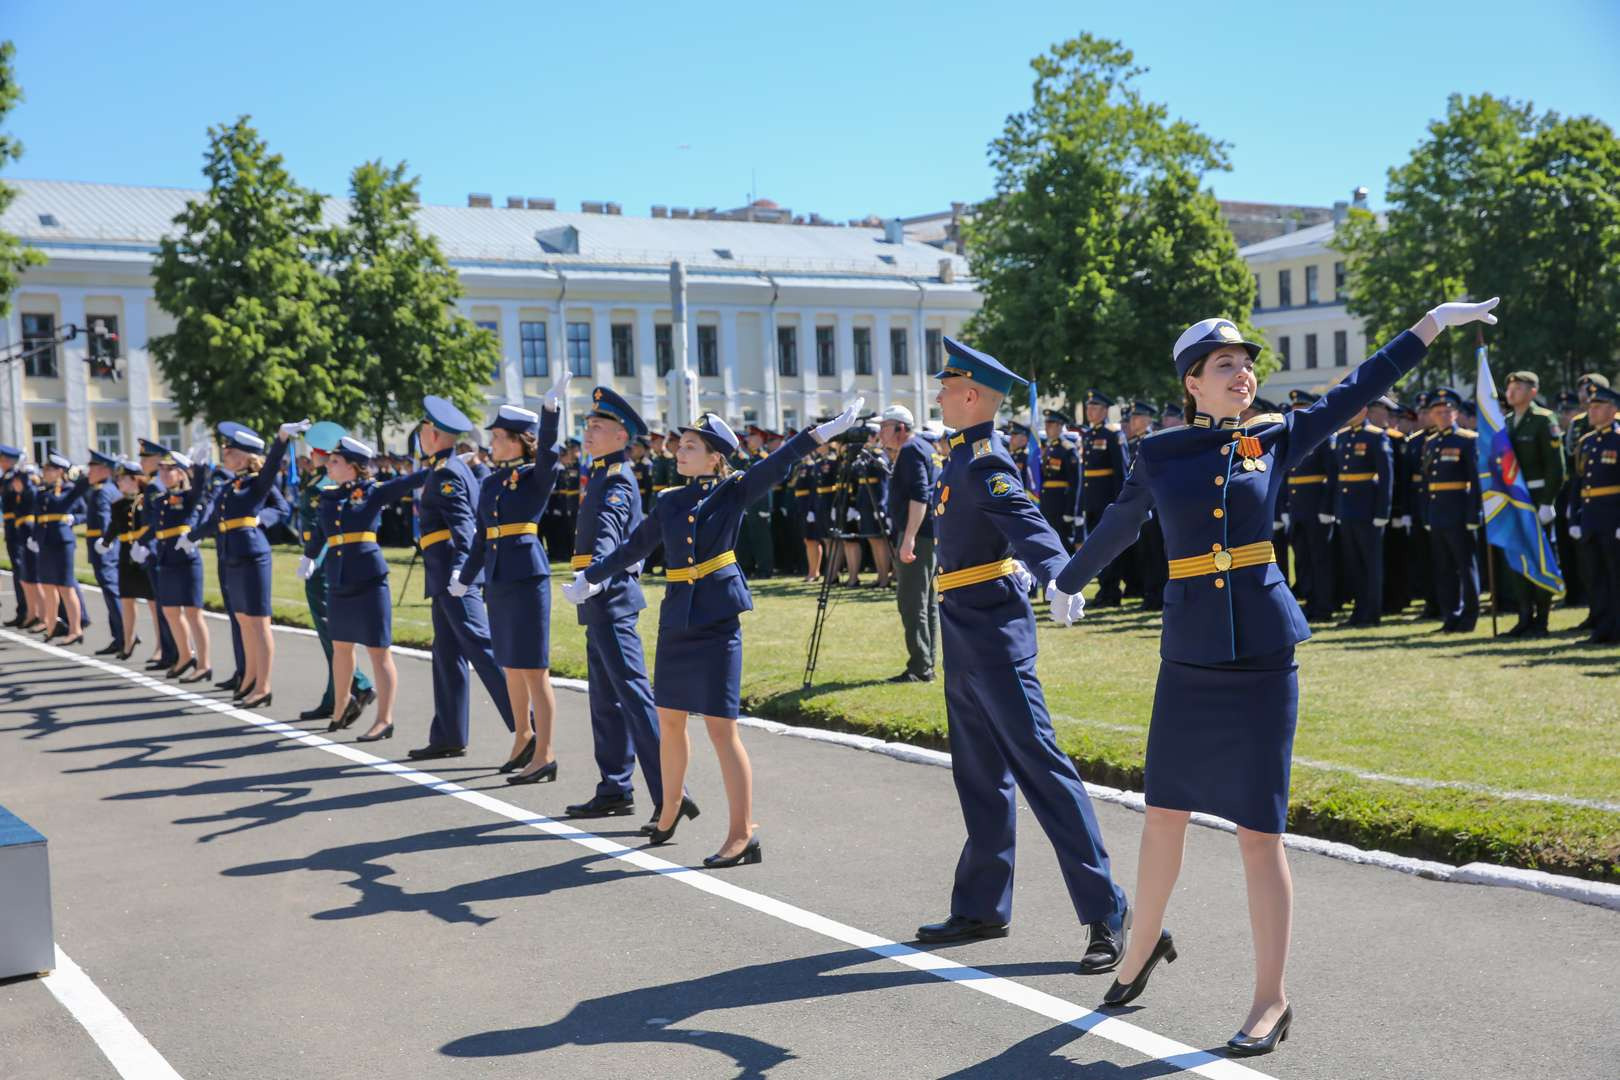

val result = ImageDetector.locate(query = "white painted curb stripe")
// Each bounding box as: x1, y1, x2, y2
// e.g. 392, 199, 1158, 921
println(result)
4, 630, 1275, 1080
44, 946, 185, 1080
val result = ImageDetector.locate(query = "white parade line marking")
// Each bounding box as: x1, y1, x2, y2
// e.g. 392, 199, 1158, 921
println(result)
3, 628, 1276, 1079
43, 945, 185, 1080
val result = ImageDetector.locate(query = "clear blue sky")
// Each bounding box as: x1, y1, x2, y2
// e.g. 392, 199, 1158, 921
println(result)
7, 1, 1618, 219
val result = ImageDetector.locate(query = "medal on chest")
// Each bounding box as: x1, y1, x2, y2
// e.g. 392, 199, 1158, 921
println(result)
934, 484, 950, 517
1235, 434, 1266, 472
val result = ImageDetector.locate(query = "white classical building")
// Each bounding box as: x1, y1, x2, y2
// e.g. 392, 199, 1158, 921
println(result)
0, 180, 982, 460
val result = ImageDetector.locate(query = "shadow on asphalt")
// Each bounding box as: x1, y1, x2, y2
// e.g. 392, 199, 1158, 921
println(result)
47, 723, 288, 774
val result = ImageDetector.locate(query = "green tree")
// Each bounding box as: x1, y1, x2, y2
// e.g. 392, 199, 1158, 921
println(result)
325, 160, 498, 445
964, 34, 1261, 408
149, 117, 351, 435
0, 41, 46, 319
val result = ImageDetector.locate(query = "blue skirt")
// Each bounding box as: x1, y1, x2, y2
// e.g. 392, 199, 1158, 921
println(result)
486, 575, 550, 669
1147, 646, 1298, 834
155, 558, 204, 608
223, 554, 273, 618
655, 616, 742, 718
328, 577, 391, 648
36, 540, 75, 586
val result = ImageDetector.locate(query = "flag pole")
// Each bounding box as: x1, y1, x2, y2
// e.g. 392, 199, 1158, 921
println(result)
1479, 326, 1500, 637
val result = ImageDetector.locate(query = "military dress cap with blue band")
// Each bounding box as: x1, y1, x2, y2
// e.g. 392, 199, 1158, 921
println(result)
138, 437, 170, 457
1172, 317, 1262, 379
422, 394, 475, 436
1005, 419, 1032, 437
1130, 400, 1159, 418
1043, 409, 1074, 425
1084, 388, 1114, 407
589, 386, 648, 438
217, 421, 266, 453
1161, 403, 1185, 419
1252, 397, 1280, 414
159, 449, 193, 469
0, 443, 21, 459
44, 450, 71, 469
1589, 384, 1620, 406
1431, 387, 1465, 409
681, 412, 740, 455
486, 403, 540, 435
302, 421, 346, 454
333, 436, 375, 464
116, 457, 143, 477
934, 336, 1025, 395
1288, 389, 1319, 407
88, 449, 120, 468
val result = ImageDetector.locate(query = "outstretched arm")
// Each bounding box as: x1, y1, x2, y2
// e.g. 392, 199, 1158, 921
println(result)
584, 511, 663, 585
1055, 453, 1157, 595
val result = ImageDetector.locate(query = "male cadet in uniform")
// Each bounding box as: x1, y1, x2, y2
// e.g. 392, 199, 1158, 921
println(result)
737, 425, 775, 578
1554, 389, 1585, 607
1502, 370, 1565, 637
295, 423, 377, 723
1126, 402, 1168, 611
0, 443, 26, 625
80, 449, 125, 654
1423, 387, 1483, 633
1281, 390, 1337, 621
563, 386, 689, 827
1567, 374, 1610, 627
630, 436, 655, 511
545, 438, 580, 563
1038, 410, 1080, 549
915, 337, 1130, 973
1006, 419, 1035, 491
410, 396, 518, 761
880, 404, 939, 682
1569, 383, 1620, 644
1331, 403, 1394, 626
1365, 396, 1410, 613
135, 438, 179, 669
1079, 390, 1128, 604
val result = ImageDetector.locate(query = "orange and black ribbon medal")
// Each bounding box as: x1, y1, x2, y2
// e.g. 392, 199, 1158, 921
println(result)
1236, 434, 1266, 472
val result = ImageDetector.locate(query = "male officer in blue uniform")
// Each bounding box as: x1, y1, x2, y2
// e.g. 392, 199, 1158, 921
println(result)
562, 386, 691, 829
136, 437, 179, 668
1331, 406, 1394, 626
1038, 409, 1080, 548
0, 443, 26, 625
1080, 390, 1127, 604
1366, 396, 1411, 614
1570, 384, 1620, 644
1284, 390, 1337, 621
1126, 402, 1168, 610
409, 396, 517, 761
914, 336, 1129, 974
83, 449, 125, 654
1423, 387, 1483, 632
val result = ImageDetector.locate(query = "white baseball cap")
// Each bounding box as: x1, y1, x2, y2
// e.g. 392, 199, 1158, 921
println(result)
880, 404, 915, 427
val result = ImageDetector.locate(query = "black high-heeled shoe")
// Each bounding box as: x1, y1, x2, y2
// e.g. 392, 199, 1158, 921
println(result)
645, 803, 697, 846
179, 667, 212, 685
116, 637, 141, 661
1101, 930, 1177, 1007
505, 760, 558, 785
638, 794, 701, 837
231, 682, 252, 702
217, 672, 240, 692
702, 838, 762, 868
355, 722, 394, 743
59, 633, 85, 647
498, 736, 535, 774
1226, 1005, 1292, 1057
328, 698, 362, 732
240, 692, 273, 710
165, 658, 196, 680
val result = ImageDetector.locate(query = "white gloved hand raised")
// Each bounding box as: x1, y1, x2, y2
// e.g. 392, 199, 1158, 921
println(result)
185, 442, 211, 466
1537, 503, 1555, 526
542, 369, 572, 412
1044, 581, 1079, 627
296, 555, 316, 580
813, 397, 866, 443
1425, 297, 1500, 330
447, 579, 470, 598
278, 418, 313, 441
562, 569, 604, 604
130, 542, 149, 564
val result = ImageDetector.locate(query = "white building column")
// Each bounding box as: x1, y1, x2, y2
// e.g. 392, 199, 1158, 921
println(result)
635, 306, 658, 427
834, 310, 855, 401
121, 291, 153, 448
58, 288, 90, 460
912, 311, 929, 423
1, 310, 23, 447
498, 302, 524, 405
798, 311, 819, 424
874, 311, 893, 410
592, 307, 613, 389
718, 308, 739, 421
759, 308, 779, 431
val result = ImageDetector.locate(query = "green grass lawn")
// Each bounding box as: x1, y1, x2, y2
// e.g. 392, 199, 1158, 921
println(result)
18, 541, 1620, 881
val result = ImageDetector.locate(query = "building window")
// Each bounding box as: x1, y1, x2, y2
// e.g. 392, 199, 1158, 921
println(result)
1304, 333, 1318, 370
611, 323, 634, 377
21, 313, 58, 378
86, 314, 120, 379
815, 326, 835, 377
654, 324, 673, 377
776, 326, 798, 377
1252, 273, 1262, 306
30, 421, 57, 462
696, 325, 719, 377
1278, 336, 1291, 371
476, 320, 501, 381
926, 328, 943, 373
1277, 269, 1293, 308
781, 408, 798, 432
95, 421, 122, 456
157, 420, 181, 447
853, 327, 872, 376
890, 327, 908, 376
1334, 261, 1346, 301
566, 321, 592, 377
1304, 265, 1319, 305
519, 321, 548, 378
1334, 330, 1348, 367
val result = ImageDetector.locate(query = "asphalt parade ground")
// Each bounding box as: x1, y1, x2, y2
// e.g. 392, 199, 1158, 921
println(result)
1, 619, 1616, 1080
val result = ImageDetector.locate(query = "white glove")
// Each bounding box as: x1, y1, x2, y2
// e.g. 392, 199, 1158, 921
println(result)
1011, 560, 1034, 594
1466, 523, 1479, 532
447, 579, 470, 598
1537, 504, 1555, 526
1066, 591, 1086, 624
1044, 581, 1078, 627
562, 569, 604, 604
806, 511, 816, 523
846, 507, 860, 523
1569, 525, 1582, 540
185, 441, 211, 466
1318, 514, 1335, 525
1397, 515, 1412, 529
1281, 513, 1291, 529
279, 418, 313, 441
1373, 518, 1389, 528
26, 537, 39, 552
296, 555, 316, 580
130, 542, 149, 564
1614, 527, 1619, 541
542, 369, 572, 411
94, 538, 111, 555
177, 537, 198, 555
1062, 515, 1075, 524
813, 396, 866, 443
1425, 297, 1500, 330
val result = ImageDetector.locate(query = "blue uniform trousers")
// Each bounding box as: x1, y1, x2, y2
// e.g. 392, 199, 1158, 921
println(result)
1430, 526, 1479, 630
305, 568, 373, 711
584, 616, 665, 804
1340, 521, 1384, 624
428, 590, 516, 748
90, 558, 123, 645
1289, 519, 1336, 620
943, 655, 1126, 925
217, 552, 245, 678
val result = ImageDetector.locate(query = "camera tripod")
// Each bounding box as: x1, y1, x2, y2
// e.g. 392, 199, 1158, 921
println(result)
802, 441, 889, 689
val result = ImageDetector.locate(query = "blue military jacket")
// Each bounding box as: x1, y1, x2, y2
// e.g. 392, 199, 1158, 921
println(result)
886, 434, 938, 541
1080, 425, 1126, 516
460, 409, 562, 586
153, 466, 211, 569
932, 420, 1068, 670
587, 429, 818, 631
1406, 430, 1430, 521
416, 448, 484, 596
302, 468, 431, 588
32, 475, 90, 549
1286, 427, 1336, 517
1057, 330, 1428, 666
1039, 438, 1080, 522
1572, 420, 1620, 534
83, 479, 121, 569
192, 436, 291, 561
571, 448, 648, 625
1421, 427, 1483, 529
1332, 421, 1394, 522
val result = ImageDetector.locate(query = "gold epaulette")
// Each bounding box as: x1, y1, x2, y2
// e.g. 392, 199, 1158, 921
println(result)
1456, 428, 1479, 439
1240, 413, 1285, 431
1364, 423, 1385, 434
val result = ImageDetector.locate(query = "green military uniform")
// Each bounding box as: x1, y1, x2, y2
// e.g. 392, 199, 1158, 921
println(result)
1503, 388, 1566, 635
734, 445, 775, 578
299, 463, 375, 714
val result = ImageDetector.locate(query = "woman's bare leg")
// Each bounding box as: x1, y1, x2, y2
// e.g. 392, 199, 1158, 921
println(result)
703, 714, 755, 859
362, 645, 398, 736
653, 709, 690, 831
1112, 807, 1189, 984
1236, 826, 1293, 1037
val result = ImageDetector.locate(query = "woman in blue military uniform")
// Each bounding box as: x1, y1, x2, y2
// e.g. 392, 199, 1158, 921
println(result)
131, 445, 215, 682
565, 397, 863, 867
9, 465, 46, 628
1570, 384, 1620, 644
29, 451, 91, 644
108, 458, 155, 660
190, 422, 291, 708
298, 426, 430, 741
1054, 297, 1501, 1056
452, 391, 564, 785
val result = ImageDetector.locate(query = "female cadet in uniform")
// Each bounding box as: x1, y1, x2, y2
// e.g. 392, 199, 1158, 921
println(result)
565, 397, 863, 867
795, 446, 824, 582
9, 465, 45, 629
130, 447, 213, 681
297, 427, 430, 742
452, 391, 564, 785
29, 452, 89, 644
191, 423, 291, 708
108, 459, 155, 660
1054, 297, 1501, 1056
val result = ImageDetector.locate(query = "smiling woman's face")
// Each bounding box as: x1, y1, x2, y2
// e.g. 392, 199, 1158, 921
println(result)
1184, 346, 1257, 418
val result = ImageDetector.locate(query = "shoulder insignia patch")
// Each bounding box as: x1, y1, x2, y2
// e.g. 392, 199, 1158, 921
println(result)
607, 462, 624, 476
605, 490, 627, 507
972, 438, 992, 459
440, 481, 455, 496
985, 472, 1016, 498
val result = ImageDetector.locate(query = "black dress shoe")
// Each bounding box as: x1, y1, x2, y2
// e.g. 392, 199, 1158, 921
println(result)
498, 737, 536, 774
117, 638, 141, 661
638, 794, 701, 835
232, 682, 252, 702
886, 670, 935, 684
1080, 907, 1130, 974
1226, 1005, 1292, 1057
95, 640, 122, 656
355, 723, 394, 743
1502, 620, 1529, 638
506, 760, 559, 785
915, 915, 1010, 944
240, 692, 273, 710
702, 838, 763, 868
216, 673, 240, 691
179, 667, 212, 685
565, 792, 637, 818
406, 744, 467, 761
330, 696, 364, 732
351, 684, 378, 709
59, 634, 85, 647
299, 704, 334, 721
1102, 930, 1177, 1007
166, 658, 197, 680
145, 657, 168, 670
